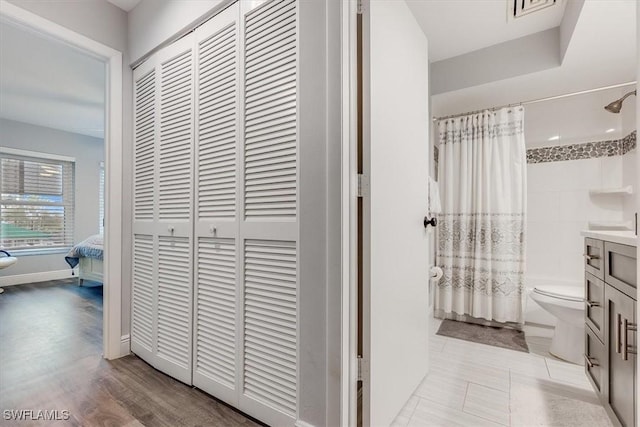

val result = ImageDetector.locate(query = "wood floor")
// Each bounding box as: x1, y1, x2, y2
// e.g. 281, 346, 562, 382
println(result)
0, 279, 262, 427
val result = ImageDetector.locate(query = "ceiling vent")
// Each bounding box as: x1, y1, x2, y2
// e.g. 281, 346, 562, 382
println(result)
512, 0, 557, 19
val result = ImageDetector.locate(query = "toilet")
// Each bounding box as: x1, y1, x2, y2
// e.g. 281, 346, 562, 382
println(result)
530, 285, 585, 364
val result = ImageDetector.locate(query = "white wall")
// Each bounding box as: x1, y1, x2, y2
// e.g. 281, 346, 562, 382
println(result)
527, 157, 624, 283
524, 89, 634, 326
128, 0, 227, 64
525, 86, 634, 147
0, 119, 104, 276
6, 0, 133, 337
621, 93, 637, 223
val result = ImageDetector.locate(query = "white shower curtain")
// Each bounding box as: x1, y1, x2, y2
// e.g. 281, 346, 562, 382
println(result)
435, 107, 527, 325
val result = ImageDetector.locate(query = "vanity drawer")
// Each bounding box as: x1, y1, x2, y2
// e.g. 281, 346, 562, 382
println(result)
585, 238, 605, 280
585, 323, 606, 396
604, 242, 637, 299
585, 273, 605, 342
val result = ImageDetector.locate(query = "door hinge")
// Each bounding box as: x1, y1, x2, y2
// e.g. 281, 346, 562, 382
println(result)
357, 0, 364, 15
357, 355, 363, 381
357, 174, 368, 198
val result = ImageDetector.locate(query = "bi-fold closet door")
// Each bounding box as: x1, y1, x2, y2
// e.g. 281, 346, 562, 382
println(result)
131, 32, 195, 386
132, 1, 299, 425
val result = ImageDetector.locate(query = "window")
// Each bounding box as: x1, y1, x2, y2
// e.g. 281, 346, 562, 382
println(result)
0, 149, 75, 252
99, 161, 104, 234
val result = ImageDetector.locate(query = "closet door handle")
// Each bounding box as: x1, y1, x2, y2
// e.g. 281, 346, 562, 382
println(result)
583, 253, 599, 261
586, 300, 600, 308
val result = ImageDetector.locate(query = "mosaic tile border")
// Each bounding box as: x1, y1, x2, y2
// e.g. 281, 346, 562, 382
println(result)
526, 130, 636, 164
433, 131, 636, 170
622, 130, 636, 155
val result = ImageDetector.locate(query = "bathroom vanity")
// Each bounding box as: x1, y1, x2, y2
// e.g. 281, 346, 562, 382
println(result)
582, 231, 637, 427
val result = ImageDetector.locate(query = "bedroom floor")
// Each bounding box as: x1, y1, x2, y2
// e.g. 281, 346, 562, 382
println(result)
0, 279, 261, 427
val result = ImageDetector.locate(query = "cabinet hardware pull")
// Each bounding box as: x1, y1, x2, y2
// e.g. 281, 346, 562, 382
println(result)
584, 355, 599, 368
583, 253, 599, 261
586, 300, 600, 308
616, 313, 622, 354
622, 319, 637, 361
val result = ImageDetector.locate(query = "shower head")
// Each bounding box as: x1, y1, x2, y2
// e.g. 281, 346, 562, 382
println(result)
604, 90, 636, 113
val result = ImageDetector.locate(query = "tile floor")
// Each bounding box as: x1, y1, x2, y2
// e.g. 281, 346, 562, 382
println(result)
392, 319, 612, 427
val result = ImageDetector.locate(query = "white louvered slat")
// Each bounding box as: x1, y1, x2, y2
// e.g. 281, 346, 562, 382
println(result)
157, 236, 191, 368
244, 0, 297, 220
134, 69, 156, 221
132, 234, 154, 351
198, 23, 237, 219
244, 240, 297, 416
160, 49, 193, 221
195, 238, 237, 388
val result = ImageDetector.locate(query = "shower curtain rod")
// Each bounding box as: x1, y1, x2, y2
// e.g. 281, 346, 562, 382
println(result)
432, 81, 637, 122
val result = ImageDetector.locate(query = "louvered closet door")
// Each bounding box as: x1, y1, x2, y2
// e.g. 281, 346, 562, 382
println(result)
192, 2, 241, 406
132, 58, 158, 365
238, 1, 299, 425
132, 34, 195, 386
154, 34, 195, 385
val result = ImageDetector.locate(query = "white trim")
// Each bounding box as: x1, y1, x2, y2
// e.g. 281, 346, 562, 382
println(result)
120, 334, 131, 356
0, 1, 124, 360
8, 247, 71, 256
340, 1, 358, 426
0, 268, 77, 287
295, 421, 316, 427
0, 147, 76, 163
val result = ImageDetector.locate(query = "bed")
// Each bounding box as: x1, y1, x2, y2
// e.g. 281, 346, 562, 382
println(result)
65, 234, 104, 285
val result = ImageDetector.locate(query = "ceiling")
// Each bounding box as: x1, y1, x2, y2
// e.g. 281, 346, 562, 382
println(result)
106, 0, 142, 12
0, 0, 634, 141
407, 0, 567, 62
431, 0, 637, 117
0, 20, 105, 139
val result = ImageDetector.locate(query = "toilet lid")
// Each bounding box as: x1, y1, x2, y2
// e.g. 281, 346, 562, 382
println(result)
533, 285, 584, 302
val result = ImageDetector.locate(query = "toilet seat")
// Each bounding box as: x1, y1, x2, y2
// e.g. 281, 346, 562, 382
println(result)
533, 285, 584, 302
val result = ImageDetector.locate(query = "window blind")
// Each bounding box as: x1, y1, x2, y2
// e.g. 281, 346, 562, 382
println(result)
0, 152, 75, 251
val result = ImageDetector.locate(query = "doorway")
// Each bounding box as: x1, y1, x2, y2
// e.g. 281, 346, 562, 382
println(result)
0, 2, 124, 359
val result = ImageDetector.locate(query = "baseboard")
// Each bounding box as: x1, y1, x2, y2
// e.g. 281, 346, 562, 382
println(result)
0, 269, 77, 287
120, 334, 131, 357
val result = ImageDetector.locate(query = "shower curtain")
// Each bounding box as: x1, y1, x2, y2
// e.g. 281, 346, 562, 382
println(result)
435, 107, 527, 325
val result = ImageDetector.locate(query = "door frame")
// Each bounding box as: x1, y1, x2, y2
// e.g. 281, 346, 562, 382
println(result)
0, 1, 124, 359
340, 0, 359, 426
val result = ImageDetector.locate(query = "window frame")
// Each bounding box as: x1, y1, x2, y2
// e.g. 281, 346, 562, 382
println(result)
0, 147, 76, 255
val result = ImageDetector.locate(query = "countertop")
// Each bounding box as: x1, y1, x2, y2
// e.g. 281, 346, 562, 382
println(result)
580, 230, 638, 247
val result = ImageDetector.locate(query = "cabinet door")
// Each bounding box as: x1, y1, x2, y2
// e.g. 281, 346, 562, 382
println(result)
585, 238, 604, 280
585, 323, 606, 396
604, 242, 637, 299
585, 273, 605, 342
605, 285, 636, 427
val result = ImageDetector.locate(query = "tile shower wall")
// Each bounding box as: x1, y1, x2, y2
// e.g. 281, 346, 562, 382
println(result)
527, 155, 625, 281
524, 86, 635, 328
621, 97, 637, 223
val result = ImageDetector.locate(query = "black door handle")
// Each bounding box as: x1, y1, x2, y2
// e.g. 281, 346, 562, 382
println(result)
424, 217, 437, 228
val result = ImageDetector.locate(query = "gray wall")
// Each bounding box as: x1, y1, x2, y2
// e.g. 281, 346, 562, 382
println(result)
0, 119, 104, 275
6, 0, 134, 338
